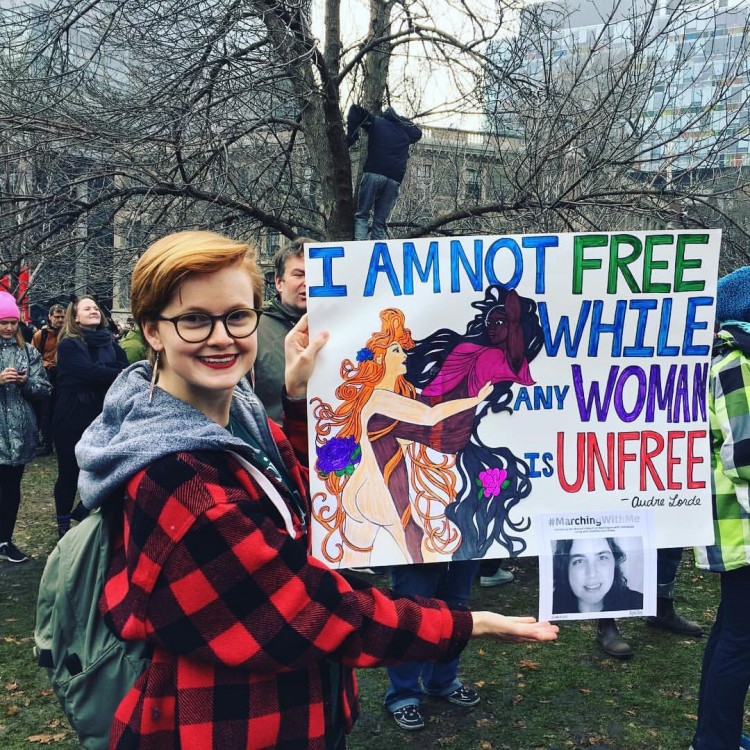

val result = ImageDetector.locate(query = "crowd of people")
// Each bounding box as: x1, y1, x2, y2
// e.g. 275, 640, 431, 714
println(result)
0, 295, 135, 559
0, 227, 745, 749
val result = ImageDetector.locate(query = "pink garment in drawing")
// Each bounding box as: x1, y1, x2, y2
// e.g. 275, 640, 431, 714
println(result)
421, 343, 534, 397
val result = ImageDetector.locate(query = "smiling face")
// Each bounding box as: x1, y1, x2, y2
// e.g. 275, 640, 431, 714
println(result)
567, 538, 616, 612
142, 262, 258, 419
75, 298, 102, 329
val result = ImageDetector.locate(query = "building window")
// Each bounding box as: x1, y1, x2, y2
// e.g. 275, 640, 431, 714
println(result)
465, 168, 482, 201
415, 163, 433, 186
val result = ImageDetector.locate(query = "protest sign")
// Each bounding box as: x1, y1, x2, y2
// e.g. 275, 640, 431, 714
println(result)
304, 231, 720, 569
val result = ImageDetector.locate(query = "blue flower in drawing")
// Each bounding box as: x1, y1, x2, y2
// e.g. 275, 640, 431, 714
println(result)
356, 347, 374, 363
316, 436, 362, 478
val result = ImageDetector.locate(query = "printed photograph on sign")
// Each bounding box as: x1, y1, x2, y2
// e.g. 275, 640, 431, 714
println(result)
551, 538, 644, 616
537, 511, 657, 621
304, 231, 720, 569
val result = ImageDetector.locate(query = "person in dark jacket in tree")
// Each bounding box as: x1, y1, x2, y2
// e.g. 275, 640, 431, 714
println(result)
347, 104, 422, 240
253, 238, 309, 421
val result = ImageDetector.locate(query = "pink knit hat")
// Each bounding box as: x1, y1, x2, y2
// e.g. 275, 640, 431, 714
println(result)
0, 292, 21, 320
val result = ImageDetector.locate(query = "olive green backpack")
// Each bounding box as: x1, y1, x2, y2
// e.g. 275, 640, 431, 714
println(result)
34, 507, 151, 749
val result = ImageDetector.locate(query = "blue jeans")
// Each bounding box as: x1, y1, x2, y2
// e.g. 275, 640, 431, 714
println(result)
692, 565, 750, 749
384, 561, 479, 712
354, 172, 400, 240
657, 547, 684, 598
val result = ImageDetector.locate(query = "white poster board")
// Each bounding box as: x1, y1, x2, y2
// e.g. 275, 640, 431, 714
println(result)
304, 231, 720, 569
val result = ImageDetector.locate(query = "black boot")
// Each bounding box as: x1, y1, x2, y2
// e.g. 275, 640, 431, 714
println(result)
646, 598, 703, 637
596, 618, 634, 659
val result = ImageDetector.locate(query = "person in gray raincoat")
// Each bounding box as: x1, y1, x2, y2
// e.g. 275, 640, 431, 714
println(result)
0, 291, 51, 563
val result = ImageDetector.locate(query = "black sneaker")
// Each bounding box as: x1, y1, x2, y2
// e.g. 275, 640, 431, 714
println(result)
442, 685, 481, 707
0, 541, 29, 563
391, 704, 425, 731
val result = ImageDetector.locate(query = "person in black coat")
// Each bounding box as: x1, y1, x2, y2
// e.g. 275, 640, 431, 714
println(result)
52, 296, 128, 536
347, 104, 422, 241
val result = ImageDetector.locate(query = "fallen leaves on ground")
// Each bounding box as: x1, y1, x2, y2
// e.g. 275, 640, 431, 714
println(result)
27, 734, 68, 744
586, 735, 612, 745
436, 735, 458, 746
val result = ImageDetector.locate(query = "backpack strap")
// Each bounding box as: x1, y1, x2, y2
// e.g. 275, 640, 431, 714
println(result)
228, 451, 300, 540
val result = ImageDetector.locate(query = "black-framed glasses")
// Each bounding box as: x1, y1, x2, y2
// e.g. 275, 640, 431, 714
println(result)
157, 308, 263, 343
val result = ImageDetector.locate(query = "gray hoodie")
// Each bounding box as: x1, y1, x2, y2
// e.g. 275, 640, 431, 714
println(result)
76, 362, 295, 511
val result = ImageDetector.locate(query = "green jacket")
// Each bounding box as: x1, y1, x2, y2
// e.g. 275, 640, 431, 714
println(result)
695, 325, 750, 572
253, 298, 302, 421
119, 328, 146, 365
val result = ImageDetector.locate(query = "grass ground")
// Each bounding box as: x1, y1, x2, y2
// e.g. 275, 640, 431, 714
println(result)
0, 454, 730, 749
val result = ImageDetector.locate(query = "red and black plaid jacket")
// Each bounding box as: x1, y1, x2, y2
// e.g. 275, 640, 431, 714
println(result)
100, 403, 473, 749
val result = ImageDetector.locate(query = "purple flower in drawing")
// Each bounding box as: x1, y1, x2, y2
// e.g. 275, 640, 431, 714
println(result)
316, 436, 362, 477
356, 347, 374, 363
478, 467, 509, 498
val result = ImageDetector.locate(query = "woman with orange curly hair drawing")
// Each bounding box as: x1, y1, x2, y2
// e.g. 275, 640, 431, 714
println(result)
312, 309, 491, 567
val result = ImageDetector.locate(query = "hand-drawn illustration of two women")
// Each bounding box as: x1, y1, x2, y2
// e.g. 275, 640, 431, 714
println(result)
312, 285, 544, 567
408, 284, 544, 560
312, 309, 492, 566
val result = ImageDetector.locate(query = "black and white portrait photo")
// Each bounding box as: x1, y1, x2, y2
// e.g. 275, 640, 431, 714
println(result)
551, 537, 645, 616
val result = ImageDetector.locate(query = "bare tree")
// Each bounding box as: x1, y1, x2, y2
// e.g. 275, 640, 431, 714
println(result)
1, 0, 750, 302
0, 0, 507, 296
481, 0, 750, 267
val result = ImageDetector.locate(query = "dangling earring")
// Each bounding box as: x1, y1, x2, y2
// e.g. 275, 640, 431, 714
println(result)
148, 352, 160, 404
